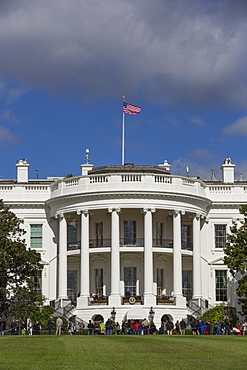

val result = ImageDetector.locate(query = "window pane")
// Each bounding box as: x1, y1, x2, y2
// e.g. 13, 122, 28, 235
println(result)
215, 270, 227, 301
124, 267, 136, 296
156, 268, 164, 295
215, 225, 226, 248
67, 224, 77, 243
33, 271, 42, 294
67, 271, 77, 302
182, 270, 193, 301
96, 222, 103, 247
124, 221, 136, 245
95, 268, 103, 295
30, 225, 42, 248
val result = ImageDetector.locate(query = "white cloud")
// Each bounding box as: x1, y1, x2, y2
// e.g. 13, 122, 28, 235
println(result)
0, 125, 19, 146
0, 1, 247, 107
222, 116, 247, 136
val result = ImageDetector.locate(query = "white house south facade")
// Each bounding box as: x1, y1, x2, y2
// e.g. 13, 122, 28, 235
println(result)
0, 158, 243, 325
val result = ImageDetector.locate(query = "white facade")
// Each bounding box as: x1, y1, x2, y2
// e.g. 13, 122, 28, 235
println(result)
1, 158, 243, 325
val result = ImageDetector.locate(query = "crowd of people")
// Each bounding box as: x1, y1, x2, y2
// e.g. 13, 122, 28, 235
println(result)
1, 316, 247, 336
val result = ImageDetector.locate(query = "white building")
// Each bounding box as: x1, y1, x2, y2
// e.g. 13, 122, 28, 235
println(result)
1, 157, 243, 325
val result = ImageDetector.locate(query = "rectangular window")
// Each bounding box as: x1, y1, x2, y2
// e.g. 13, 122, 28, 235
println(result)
124, 267, 136, 296
181, 225, 191, 250
67, 224, 77, 244
215, 225, 226, 248
215, 270, 227, 301
32, 271, 42, 295
182, 270, 193, 301
30, 224, 43, 249
124, 221, 136, 245
156, 222, 163, 247
67, 270, 77, 302
95, 268, 103, 295
156, 268, 164, 296
96, 222, 103, 247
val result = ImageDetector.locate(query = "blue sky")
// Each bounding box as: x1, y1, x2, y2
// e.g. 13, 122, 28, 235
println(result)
1, 0, 247, 180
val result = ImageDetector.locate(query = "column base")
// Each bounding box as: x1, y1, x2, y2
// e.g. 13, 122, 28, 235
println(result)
143, 294, 156, 306
77, 295, 89, 308
108, 294, 122, 306
174, 295, 186, 307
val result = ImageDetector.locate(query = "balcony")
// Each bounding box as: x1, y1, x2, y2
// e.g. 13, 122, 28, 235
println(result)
156, 295, 176, 305
152, 238, 173, 248
88, 295, 108, 305
67, 238, 193, 251
119, 238, 144, 247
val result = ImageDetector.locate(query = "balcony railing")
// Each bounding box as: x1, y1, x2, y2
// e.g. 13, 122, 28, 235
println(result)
156, 295, 176, 305
181, 241, 193, 251
88, 295, 108, 305
89, 239, 111, 248
119, 238, 144, 247
67, 239, 193, 251
122, 295, 143, 305
152, 238, 173, 248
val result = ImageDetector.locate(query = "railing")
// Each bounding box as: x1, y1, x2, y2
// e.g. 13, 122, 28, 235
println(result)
181, 241, 193, 251
89, 239, 111, 248
67, 239, 193, 250
153, 238, 173, 248
122, 295, 143, 305
156, 296, 176, 305
88, 295, 108, 305
119, 238, 144, 247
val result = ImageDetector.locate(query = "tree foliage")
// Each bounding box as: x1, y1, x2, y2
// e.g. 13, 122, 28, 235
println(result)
224, 204, 247, 317
0, 200, 43, 318
199, 305, 238, 328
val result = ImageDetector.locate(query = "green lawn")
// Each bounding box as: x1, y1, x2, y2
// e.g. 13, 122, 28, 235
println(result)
0, 335, 246, 369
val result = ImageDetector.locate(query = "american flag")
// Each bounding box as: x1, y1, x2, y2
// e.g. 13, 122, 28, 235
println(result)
123, 102, 141, 115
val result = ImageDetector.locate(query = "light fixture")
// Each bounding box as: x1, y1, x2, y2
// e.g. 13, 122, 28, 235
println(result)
111, 307, 116, 321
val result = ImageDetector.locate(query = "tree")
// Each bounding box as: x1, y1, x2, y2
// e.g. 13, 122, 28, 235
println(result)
0, 200, 42, 318
224, 204, 247, 317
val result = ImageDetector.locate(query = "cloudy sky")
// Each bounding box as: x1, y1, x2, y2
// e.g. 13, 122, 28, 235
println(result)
1, 0, 247, 180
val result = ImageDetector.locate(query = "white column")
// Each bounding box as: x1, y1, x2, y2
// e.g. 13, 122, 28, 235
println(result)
143, 208, 156, 306
108, 208, 121, 306
173, 210, 186, 306
77, 210, 90, 307
58, 213, 68, 299
193, 213, 202, 298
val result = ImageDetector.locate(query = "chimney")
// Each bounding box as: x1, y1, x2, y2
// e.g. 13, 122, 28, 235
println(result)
16, 159, 30, 182
80, 163, 94, 176
221, 158, 235, 183
158, 160, 171, 173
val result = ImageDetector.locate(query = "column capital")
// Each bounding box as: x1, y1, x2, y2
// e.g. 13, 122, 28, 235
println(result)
142, 207, 156, 214
108, 207, 121, 214
77, 209, 91, 216
170, 209, 184, 217
55, 212, 64, 219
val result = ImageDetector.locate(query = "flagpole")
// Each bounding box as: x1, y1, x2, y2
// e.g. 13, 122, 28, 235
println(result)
122, 96, 125, 165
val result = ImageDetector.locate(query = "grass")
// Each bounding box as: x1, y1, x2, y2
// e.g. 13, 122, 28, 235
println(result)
0, 335, 246, 369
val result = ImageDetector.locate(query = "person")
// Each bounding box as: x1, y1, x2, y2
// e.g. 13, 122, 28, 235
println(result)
149, 322, 156, 335
48, 318, 53, 335
67, 321, 73, 335
33, 321, 40, 335
115, 322, 121, 335
100, 320, 105, 335
78, 321, 84, 335
199, 320, 206, 335
105, 318, 113, 335
224, 317, 230, 335
142, 318, 149, 335
158, 326, 164, 334
88, 320, 95, 335
138, 321, 143, 335
28, 320, 33, 335
206, 321, 211, 335
20, 321, 26, 335
0, 322, 4, 335
56, 316, 63, 335
10, 319, 18, 335
180, 319, 186, 335
216, 320, 222, 335
175, 320, 180, 334
166, 320, 174, 335
191, 320, 197, 335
